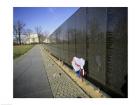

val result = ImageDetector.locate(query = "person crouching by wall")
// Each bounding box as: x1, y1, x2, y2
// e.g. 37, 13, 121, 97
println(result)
71, 57, 86, 82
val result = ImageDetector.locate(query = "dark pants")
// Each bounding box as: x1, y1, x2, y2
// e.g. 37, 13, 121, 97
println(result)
76, 70, 80, 77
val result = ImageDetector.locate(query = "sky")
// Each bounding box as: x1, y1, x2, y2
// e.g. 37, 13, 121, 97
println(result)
13, 7, 79, 35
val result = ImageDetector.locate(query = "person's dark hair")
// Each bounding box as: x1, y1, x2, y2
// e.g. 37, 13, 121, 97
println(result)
84, 60, 88, 78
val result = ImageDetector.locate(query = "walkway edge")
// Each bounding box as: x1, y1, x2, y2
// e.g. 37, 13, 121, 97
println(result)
14, 45, 35, 63
40, 46, 54, 98
42, 46, 110, 98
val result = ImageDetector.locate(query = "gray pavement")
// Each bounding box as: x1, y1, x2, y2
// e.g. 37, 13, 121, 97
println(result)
14, 45, 89, 98
41, 46, 89, 98
14, 45, 53, 98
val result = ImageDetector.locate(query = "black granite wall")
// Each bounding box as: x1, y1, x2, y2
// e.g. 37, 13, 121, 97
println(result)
44, 7, 128, 97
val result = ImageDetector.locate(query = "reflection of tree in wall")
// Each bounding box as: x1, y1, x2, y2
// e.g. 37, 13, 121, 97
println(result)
89, 18, 100, 42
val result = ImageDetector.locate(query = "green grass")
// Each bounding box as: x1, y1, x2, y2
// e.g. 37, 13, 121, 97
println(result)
13, 45, 34, 59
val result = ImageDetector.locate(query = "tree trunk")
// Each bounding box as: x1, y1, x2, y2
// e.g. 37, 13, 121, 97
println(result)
19, 31, 21, 45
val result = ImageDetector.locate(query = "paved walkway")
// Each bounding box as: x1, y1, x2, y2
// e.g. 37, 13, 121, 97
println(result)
14, 45, 53, 98
14, 45, 89, 98
41, 46, 89, 98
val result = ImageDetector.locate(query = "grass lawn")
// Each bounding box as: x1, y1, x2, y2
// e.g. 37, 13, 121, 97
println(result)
13, 45, 34, 59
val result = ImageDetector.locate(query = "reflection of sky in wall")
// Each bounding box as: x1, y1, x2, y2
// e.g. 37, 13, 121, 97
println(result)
14, 7, 79, 35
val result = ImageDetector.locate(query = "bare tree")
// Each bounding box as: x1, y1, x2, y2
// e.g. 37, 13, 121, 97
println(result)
14, 20, 25, 45
40, 34, 46, 43
35, 26, 42, 44
41, 31, 49, 43
25, 29, 33, 44
13, 25, 19, 44
43, 31, 49, 37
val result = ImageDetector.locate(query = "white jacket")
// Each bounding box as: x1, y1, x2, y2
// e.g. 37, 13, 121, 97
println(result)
71, 57, 85, 72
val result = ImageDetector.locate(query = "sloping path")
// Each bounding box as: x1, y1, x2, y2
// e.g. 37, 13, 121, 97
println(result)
14, 45, 89, 98
14, 45, 53, 98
